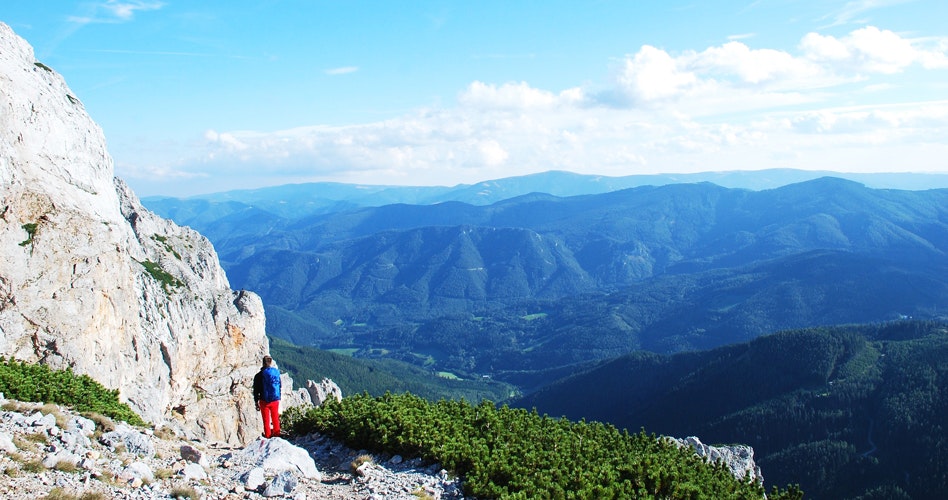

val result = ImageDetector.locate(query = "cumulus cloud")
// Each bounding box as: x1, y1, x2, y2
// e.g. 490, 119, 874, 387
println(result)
614, 45, 698, 104
149, 25, 948, 193
603, 25, 948, 114
801, 26, 948, 73
459, 81, 585, 109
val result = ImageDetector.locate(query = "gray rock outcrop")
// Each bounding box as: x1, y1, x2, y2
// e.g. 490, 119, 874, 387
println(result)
668, 436, 763, 483
0, 22, 270, 444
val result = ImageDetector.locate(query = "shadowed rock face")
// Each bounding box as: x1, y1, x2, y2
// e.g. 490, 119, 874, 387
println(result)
0, 22, 271, 445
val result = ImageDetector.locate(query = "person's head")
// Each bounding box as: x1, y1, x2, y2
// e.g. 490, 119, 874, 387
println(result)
262, 355, 272, 368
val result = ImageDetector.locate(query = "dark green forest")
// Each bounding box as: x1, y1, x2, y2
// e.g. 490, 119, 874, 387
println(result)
516, 321, 948, 499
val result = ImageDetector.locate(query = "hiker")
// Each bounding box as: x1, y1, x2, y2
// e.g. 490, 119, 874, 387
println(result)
252, 355, 282, 438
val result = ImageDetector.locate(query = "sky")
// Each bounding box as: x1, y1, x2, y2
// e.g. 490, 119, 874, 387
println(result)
4, 0, 948, 197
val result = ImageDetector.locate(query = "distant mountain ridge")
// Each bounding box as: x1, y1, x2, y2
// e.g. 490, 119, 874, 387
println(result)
143, 168, 948, 226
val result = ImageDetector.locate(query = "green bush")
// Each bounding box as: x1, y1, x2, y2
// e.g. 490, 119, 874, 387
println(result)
0, 358, 146, 426
19, 222, 38, 247
285, 392, 802, 499
139, 260, 183, 292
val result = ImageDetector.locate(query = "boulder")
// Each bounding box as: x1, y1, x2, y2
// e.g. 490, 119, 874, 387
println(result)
238, 437, 321, 480
180, 443, 210, 468
100, 426, 155, 457
241, 466, 267, 492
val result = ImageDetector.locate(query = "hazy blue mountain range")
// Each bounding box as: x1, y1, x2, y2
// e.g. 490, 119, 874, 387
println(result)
143, 174, 948, 391
143, 168, 948, 225
514, 320, 948, 500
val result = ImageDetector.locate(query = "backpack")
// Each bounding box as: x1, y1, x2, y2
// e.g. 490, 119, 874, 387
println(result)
262, 366, 281, 402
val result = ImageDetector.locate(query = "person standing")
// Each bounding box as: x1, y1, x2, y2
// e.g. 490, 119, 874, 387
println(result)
252, 355, 282, 438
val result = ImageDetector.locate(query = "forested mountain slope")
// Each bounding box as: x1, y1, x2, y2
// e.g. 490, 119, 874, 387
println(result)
514, 321, 948, 500
149, 177, 948, 387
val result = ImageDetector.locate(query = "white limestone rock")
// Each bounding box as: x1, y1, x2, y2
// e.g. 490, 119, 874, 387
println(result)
0, 22, 273, 445
668, 435, 763, 483
305, 377, 343, 407
238, 437, 322, 480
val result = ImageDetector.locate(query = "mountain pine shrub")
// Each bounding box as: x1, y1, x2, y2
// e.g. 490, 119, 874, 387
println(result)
285, 392, 803, 499
0, 358, 146, 426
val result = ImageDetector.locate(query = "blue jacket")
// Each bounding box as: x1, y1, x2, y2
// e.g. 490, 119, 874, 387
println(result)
253, 366, 281, 403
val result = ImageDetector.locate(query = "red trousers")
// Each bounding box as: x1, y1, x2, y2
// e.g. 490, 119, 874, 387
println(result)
259, 400, 281, 438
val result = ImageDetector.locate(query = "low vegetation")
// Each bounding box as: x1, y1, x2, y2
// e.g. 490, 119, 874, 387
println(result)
139, 259, 183, 292
285, 392, 802, 499
19, 222, 38, 247
0, 357, 145, 426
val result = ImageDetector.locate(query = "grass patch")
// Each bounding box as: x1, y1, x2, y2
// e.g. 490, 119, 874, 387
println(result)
40, 403, 69, 428
23, 432, 48, 444
83, 412, 117, 433
153, 426, 176, 440
151, 235, 182, 260
22, 459, 46, 473
155, 467, 175, 480
350, 453, 374, 474
169, 486, 200, 499
53, 460, 79, 473
139, 260, 183, 293
40, 488, 106, 500
2, 400, 35, 413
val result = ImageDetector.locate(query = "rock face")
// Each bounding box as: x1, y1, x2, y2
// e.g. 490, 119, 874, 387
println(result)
0, 22, 270, 444
668, 436, 763, 483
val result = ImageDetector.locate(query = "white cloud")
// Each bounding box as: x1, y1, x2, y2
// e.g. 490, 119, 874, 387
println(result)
727, 33, 756, 41
326, 66, 359, 75
144, 25, 948, 193
69, 1, 164, 24
802, 26, 948, 73
693, 41, 822, 85
614, 45, 698, 104
459, 81, 585, 109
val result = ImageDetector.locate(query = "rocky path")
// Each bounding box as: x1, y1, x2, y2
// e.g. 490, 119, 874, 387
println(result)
0, 398, 464, 499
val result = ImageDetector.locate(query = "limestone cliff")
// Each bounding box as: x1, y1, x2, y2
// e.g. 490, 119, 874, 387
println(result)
0, 22, 269, 444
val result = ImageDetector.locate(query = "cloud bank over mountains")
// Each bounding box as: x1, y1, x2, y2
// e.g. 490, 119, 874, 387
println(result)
180, 24, 947, 191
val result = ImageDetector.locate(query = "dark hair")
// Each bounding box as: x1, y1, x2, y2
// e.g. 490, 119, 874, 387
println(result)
262, 355, 273, 367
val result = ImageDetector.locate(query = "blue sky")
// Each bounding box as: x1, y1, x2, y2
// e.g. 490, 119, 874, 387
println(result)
4, 1, 948, 196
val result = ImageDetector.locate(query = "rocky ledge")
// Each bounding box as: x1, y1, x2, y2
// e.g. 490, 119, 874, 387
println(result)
0, 397, 463, 499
